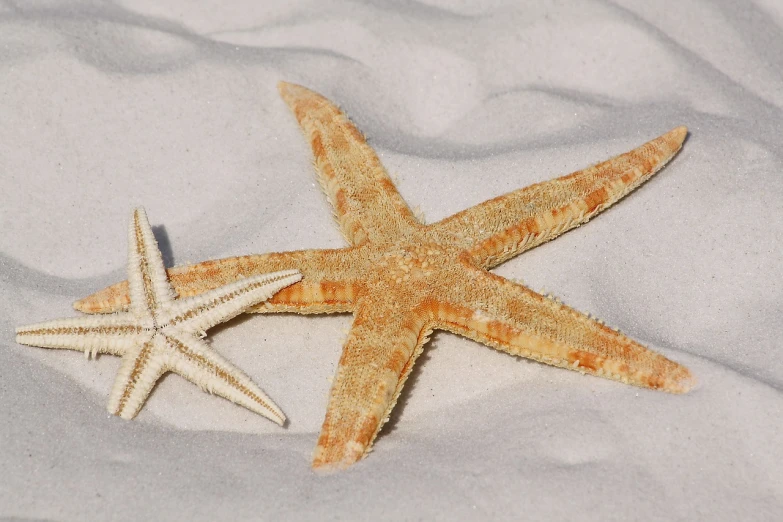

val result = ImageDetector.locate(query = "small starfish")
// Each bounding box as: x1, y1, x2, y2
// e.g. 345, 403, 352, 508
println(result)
76, 83, 694, 470
17, 208, 301, 424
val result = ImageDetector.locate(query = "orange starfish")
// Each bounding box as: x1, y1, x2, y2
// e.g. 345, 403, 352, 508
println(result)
76, 82, 694, 471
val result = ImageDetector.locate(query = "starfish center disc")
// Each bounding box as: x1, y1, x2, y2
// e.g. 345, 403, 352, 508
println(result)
377, 243, 451, 285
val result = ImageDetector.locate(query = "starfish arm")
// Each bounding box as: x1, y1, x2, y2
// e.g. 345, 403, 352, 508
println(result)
427, 127, 687, 269
161, 332, 285, 425
433, 263, 694, 393
74, 248, 362, 314
313, 299, 434, 470
16, 314, 147, 358
108, 335, 167, 419
160, 269, 302, 334
278, 81, 421, 245
127, 208, 176, 319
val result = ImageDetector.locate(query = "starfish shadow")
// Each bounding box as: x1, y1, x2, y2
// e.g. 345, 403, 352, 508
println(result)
151, 225, 175, 268
209, 314, 439, 439
205, 311, 256, 336
375, 333, 437, 439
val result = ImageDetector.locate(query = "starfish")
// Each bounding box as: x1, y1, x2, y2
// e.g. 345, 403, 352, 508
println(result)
76, 83, 694, 470
17, 208, 301, 424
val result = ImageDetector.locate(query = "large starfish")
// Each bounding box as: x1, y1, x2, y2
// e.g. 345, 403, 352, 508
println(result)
17, 208, 301, 424
76, 83, 694, 470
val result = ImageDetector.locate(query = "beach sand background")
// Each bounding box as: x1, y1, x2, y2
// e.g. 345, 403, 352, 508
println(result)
1, 0, 781, 519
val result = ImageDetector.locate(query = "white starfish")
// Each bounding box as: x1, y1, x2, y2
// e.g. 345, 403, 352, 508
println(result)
16, 208, 301, 425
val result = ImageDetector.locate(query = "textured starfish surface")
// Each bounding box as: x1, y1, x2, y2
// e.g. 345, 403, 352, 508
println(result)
18, 208, 301, 424
77, 83, 694, 470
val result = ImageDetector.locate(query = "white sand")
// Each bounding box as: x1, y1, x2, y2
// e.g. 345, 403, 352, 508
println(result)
2, 0, 782, 519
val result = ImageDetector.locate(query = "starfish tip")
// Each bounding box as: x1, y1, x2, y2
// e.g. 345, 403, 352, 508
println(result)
110, 407, 135, 420
311, 441, 366, 472
668, 125, 688, 145
660, 364, 697, 394
72, 297, 91, 313
132, 206, 147, 220
310, 460, 350, 474
673, 370, 698, 394
277, 80, 304, 97
277, 81, 323, 113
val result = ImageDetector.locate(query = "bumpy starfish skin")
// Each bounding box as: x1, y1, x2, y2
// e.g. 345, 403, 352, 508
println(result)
76, 83, 694, 470
17, 208, 301, 424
